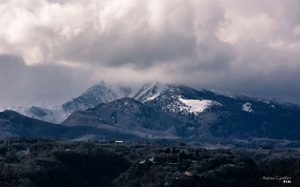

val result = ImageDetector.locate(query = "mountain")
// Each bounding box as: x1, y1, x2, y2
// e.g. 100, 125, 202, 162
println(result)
63, 97, 179, 139
0, 105, 69, 124
0, 110, 139, 140
143, 84, 300, 140
133, 82, 168, 102
63, 83, 300, 141
62, 81, 133, 113
0, 82, 133, 123
2, 81, 300, 143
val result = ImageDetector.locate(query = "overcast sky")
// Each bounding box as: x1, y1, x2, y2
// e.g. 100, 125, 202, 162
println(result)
0, 0, 300, 105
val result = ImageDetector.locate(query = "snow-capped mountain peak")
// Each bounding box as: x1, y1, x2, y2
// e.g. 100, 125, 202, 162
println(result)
133, 82, 168, 102
62, 82, 122, 113
80, 82, 118, 103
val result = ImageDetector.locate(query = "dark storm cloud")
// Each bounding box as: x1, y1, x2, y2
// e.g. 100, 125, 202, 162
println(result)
0, 0, 300, 104
0, 55, 92, 105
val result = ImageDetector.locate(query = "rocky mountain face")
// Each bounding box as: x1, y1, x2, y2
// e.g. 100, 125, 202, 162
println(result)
1, 82, 300, 143
1, 83, 300, 186
133, 82, 168, 103
62, 97, 180, 139
62, 82, 129, 113
140, 84, 300, 140
62, 83, 300, 142
0, 82, 133, 123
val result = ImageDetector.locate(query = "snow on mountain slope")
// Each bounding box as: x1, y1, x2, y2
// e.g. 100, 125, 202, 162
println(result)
2, 82, 153, 122
242, 103, 253, 113
115, 86, 133, 98
62, 97, 180, 139
133, 82, 168, 102
81, 83, 118, 103
28, 105, 71, 123
163, 96, 222, 115
0, 105, 70, 123
0, 82, 133, 123
0, 105, 28, 114
178, 97, 222, 114
2, 81, 298, 128
62, 82, 132, 113
3, 81, 300, 141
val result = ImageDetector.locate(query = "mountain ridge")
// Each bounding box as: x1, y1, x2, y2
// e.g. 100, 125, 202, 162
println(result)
1, 81, 300, 145
62, 83, 300, 141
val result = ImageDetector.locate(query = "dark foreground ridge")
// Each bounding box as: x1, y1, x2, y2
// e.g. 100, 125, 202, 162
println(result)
0, 140, 299, 187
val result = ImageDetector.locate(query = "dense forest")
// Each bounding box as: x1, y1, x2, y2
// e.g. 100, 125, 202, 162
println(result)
0, 140, 299, 187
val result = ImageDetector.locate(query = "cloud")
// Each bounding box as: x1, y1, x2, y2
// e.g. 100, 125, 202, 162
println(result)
0, 55, 93, 105
0, 0, 300, 104
0, 0, 225, 67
